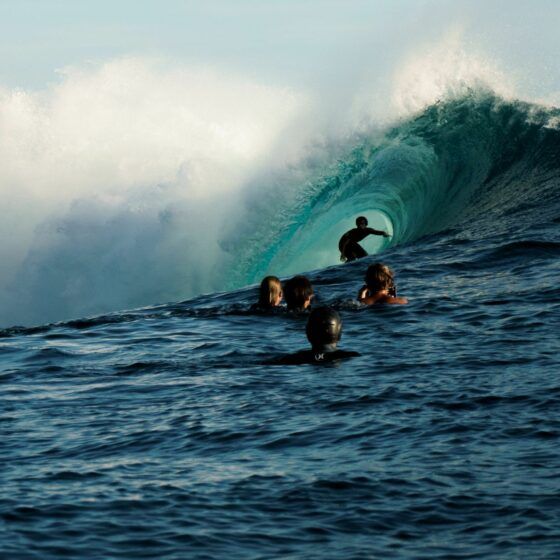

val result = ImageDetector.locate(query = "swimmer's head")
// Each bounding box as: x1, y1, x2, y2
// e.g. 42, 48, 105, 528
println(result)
365, 263, 395, 293
258, 276, 283, 308
356, 216, 368, 228
283, 275, 314, 312
306, 306, 342, 350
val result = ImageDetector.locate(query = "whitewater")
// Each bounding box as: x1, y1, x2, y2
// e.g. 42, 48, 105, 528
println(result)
3, 40, 560, 558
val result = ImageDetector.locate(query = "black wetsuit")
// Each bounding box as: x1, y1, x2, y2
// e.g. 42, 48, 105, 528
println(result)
249, 303, 284, 314
266, 344, 359, 365
338, 227, 384, 262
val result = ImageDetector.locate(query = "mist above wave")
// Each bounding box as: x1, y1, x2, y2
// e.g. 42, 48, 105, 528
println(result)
1, 38, 558, 329
0, 57, 312, 327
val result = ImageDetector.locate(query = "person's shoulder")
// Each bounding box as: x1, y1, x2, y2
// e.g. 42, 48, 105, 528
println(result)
264, 348, 358, 366
383, 296, 408, 305
360, 292, 408, 305
308, 349, 360, 363
327, 349, 360, 360
250, 303, 286, 314
265, 349, 314, 365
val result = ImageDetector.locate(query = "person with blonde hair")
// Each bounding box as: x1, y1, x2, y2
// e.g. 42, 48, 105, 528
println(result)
254, 276, 283, 309
357, 263, 408, 305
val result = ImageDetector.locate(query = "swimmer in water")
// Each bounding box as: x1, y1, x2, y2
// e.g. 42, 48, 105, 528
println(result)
252, 276, 283, 310
283, 275, 314, 313
357, 263, 408, 305
267, 306, 359, 365
338, 216, 390, 262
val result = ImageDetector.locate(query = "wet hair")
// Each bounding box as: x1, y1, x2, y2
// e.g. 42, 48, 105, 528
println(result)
306, 306, 342, 349
258, 276, 282, 308
356, 216, 368, 227
364, 263, 395, 293
283, 275, 314, 311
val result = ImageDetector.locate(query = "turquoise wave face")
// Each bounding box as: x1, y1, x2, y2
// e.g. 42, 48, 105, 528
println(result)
227, 90, 560, 287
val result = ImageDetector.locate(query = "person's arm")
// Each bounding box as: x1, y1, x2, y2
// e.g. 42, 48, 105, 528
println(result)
358, 286, 384, 305
359, 289, 408, 305
357, 285, 369, 301
359, 293, 381, 305
367, 227, 391, 237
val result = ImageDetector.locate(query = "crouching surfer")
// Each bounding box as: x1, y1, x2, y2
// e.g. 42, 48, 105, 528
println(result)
339, 216, 390, 262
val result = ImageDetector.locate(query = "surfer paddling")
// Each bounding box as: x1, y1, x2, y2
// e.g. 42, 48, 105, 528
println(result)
338, 216, 390, 262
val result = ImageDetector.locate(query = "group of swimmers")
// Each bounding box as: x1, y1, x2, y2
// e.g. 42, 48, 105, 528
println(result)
256, 257, 408, 365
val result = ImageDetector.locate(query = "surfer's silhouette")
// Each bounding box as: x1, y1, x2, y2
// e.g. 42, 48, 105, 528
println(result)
338, 216, 390, 262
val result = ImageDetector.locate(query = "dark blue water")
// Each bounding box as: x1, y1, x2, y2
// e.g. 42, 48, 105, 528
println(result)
2, 93, 560, 558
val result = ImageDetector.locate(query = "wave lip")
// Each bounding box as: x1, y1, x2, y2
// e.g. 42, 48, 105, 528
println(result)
230, 90, 560, 289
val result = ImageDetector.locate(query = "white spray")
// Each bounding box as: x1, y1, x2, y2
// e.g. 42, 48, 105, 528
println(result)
0, 57, 308, 326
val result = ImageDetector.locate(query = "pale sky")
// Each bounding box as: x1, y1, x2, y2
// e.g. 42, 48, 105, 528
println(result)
0, 1, 420, 89
2, 0, 559, 98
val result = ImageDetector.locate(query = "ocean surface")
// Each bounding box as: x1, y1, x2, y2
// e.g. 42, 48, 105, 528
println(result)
2, 91, 560, 558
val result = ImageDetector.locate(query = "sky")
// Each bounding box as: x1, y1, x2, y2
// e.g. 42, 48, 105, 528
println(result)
1, 0, 558, 97
0, 1, 424, 91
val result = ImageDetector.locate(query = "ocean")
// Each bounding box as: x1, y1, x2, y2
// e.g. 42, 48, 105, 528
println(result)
2, 90, 560, 558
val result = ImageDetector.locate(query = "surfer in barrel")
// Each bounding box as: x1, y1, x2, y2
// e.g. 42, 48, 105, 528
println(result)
338, 216, 390, 262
